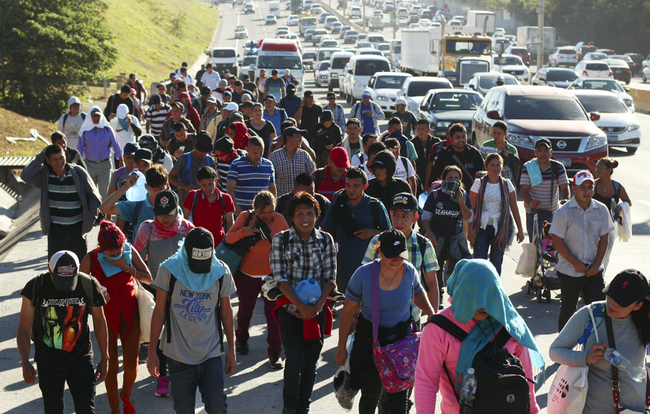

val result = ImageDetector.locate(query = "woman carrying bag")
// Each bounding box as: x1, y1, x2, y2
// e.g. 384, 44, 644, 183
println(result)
80, 221, 152, 414
550, 269, 650, 414
225, 190, 288, 368
335, 229, 435, 414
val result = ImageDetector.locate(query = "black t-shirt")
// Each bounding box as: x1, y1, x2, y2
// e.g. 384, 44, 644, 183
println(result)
246, 120, 276, 157
21, 273, 106, 370
431, 145, 485, 190
299, 105, 323, 133
243, 82, 257, 94
423, 190, 472, 237
167, 137, 196, 159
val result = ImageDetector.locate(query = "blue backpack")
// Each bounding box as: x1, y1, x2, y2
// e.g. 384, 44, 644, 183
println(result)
179, 153, 213, 186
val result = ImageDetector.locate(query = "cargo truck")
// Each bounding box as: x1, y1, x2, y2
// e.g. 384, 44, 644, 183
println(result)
516, 26, 556, 55
465, 10, 495, 35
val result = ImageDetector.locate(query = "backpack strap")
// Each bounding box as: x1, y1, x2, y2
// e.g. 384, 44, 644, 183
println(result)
491, 326, 512, 350
369, 198, 380, 230
314, 168, 325, 191
215, 274, 225, 353
181, 153, 192, 183
165, 274, 177, 343
78, 273, 97, 304
282, 230, 290, 249
62, 113, 69, 130
415, 233, 430, 292
613, 180, 621, 202
357, 149, 365, 165
401, 156, 409, 174
31, 274, 45, 308
427, 314, 468, 342
190, 190, 200, 222
133, 201, 144, 229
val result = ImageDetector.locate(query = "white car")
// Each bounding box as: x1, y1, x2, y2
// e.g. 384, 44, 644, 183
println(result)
287, 15, 299, 26
493, 54, 530, 84
234, 26, 248, 39
315, 61, 330, 88
548, 47, 579, 67
398, 7, 408, 18
265, 14, 277, 25
572, 90, 640, 154
349, 6, 362, 17
320, 38, 340, 48
408, 23, 422, 29
396, 76, 454, 113
575, 60, 612, 78
355, 41, 372, 49
376, 43, 391, 59
419, 18, 431, 27
367, 72, 412, 113
567, 78, 634, 111
275, 26, 290, 35
355, 48, 383, 56
582, 52, 607, 61
324, 16, 339, 30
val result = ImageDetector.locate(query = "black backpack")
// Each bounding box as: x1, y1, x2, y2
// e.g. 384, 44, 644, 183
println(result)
428, 315, 531, 414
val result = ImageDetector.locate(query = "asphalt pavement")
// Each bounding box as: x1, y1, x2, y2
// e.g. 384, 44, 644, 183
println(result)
1, 2, 650, 413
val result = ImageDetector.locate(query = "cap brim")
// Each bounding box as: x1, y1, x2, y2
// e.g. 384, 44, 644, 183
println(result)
154, 206, 178, 216
333, 160, 351, 169
188, 259, 213, 274
603, 284, 637, 308
195, 144, 213, 153
52, 275, 78, 292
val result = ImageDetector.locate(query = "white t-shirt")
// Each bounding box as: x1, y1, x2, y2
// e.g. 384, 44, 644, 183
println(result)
57, 113, 85, 150
201, 71, 221, 91
394, 156, 415, 183
470, 178, 515, 229
109, 116, 140, 151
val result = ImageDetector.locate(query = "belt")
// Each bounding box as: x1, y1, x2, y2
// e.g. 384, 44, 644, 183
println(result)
85, 158, 110, 164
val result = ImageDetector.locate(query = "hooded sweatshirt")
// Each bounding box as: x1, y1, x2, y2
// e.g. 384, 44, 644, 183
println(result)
365, 150, 411, 210
57, 97, 86, 150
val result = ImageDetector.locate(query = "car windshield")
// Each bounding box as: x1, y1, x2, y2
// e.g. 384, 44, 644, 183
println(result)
314, 30, 327, 36
302, 52, 316, 60
606, 59, 628, 68
360, 50, 383, 56
257, 55, 302, 69
479, 76, 517, 89
500, 56, 523, 66
583, 80, 624, 92
368, 36, 384, 43
354, 59, 390, 76
356, 42, 372, 48
430, 92, 482, 111
588, 53, 607, 60
322, 41, 338, 47
375, 75, 409, 89
407, 81, 451, 96
576, 95, 627, 113
377, 44, 390, 51
510, 48, 528, 54
445, 39, 491, 54
301, 18, 317, 24
505, 96, 586, 120
547, 70, 579, 82
319, 62, 330, 70
243, 57, 256, 65
213, 49, 236, 58
331, 57, 351, 69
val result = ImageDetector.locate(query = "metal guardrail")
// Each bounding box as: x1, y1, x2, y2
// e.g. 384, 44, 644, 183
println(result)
0, 156, 35, 168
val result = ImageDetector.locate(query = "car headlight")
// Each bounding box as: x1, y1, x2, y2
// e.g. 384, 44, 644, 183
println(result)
330, 73, 338, 78
586, 134, 607, 150
376, 95, 389, 101
436, 121, 451, 128
354, 79, 361, 87
509, 133, 535, 149
628, 124, 640, 131
319, 75, 328, 79
624, 99, 633, 107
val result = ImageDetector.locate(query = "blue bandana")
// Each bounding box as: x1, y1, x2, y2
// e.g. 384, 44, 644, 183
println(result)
160, 240, 227, 292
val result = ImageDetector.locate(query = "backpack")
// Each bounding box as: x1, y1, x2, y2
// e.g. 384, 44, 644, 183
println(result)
330, 190, 382, 239
62, 112, 87, 130
165, 272, 225, 352
428, 315, 531, 414
314, 168, 326, 191
180, 153, 213, 186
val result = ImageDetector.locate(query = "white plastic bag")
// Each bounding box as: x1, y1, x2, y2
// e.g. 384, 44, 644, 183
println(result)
135, 281, 155, 344
515, 243, 537, 277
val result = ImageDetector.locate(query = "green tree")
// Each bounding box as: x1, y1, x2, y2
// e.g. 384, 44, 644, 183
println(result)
0, 0, 117, 121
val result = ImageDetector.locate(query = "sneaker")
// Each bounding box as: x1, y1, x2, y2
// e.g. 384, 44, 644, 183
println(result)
269, 354, 283, 369
122, 396, 136, 414
236, 341, 249, 355
155, 376, 169, 397
139, 343, 149, 362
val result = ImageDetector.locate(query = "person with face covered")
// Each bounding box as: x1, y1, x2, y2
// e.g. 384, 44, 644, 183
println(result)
308, 110, 342, 168
110, 104, 142, 155
147, 227, 237, 413
57, 96, 86, 150
365, 149, 412, 211
278, 83, 301, 119
177, 92, 201, 132
421, 166, 473, 308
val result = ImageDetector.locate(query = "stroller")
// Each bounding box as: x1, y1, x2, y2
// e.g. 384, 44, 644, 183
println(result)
525, 213, 561, 303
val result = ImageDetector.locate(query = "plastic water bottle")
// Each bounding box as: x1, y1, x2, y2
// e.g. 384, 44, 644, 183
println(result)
460, 368, 477, 407
294, 278, 321, 305
125, 169, 147, 202
604, 348, 645, 382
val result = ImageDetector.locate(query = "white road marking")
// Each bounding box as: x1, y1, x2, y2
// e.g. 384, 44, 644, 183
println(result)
636, 200, 650, 208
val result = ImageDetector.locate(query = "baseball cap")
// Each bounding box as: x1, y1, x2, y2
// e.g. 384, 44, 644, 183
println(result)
171, 102, 184, 110
329, 147, 351, 169
90, 107, 102, 116
170, 72, 177, 78
224, 102, 239, 111
200, 86, 211, 96
214, 137, 235, 154
321, 110, 333, 122
390, 192, 418, 212
283, 126, 307, 138
264, 94, 276, 102
68, 96, 81, 106
362, 89, 373, 98
194, 131, 214, 153
229, 111, 245, 124
206, 96, 217, 104
603, 269, 649, 307
154, 189, 179, 216
223, 91, 232, 97
134, 148, 152, 163
241, 101, 254, 108
535, 138, 552, 149
395, 98, 407, 106
303, 90, 313, 98
284, 69, 291, 75
377, 229, 409, 260
150, 94, 161, 104
271, 69, 279, 75
184, 227, 215, 274
49, 251, 80, 291
573, 170, 595, 186
123, 142, 139, 156
218, 79, 228, 88
240, 74, 250, 80
287, 83, 296, 91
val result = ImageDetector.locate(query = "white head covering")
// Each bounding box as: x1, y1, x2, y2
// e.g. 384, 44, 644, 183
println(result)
78, 106, 112, 138
116, 104, 129, 119
67, 96, 81, 111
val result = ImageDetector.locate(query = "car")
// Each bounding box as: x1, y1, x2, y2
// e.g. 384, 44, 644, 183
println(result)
505, 46, 531, 66
452, 15, 466, 25
447, 19, 462, 25
302, 49, 317, 71
285, 34, 301, 49
286, 1, 291, 10
320, 39, 340, 48
612, 55, 638, 75
567, 78, 634, 111
582, 52, 607, 61
577, 44, 597, 60
239, 55, 257, 80
531, 67, 579, 88
398, 7, 409, 18
234, 26, 248, 39
367, 72, 412, 113
265, 14, 277, 25
357, 34, 368, 41
464, 72, 519, 96
419, 90, 483, 138
349, 6, 362, 17
318, 11, 331, 23
397, 76, 454, 113
243, 3, 255, 13
311, 5, 323, 14
355, 41, 372, 49
315, 61, 330, 87
575, 60, 612, 78
343, 30, 359, 44
340, 25, 352, 38
382, 1, 394, 13
304, 29, 315, 42
276, 29, 290, 37
624, 53, 644, 74
343, 55, 391, 103
331, 22, 343, 34
605, 59, 632, 84
356, 48, 383, 56
548, 47, 579, 67
376, 43, 391, 59
408, 23, 422, 29
276, 26, 290, 34
596, 48, 616, 56
572, 90, 640, 154
312, 29, 328, 46
493, 54, 530, 84
472, 85, 608, 173
324, 16, 339, 30
328, 51, 354, 90
372, 10, 384, 18
408, 14, 419, 24
287, 15, 299, 26
419, 18, 432, 27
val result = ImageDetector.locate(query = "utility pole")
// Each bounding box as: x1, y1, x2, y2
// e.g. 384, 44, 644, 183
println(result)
536, 0, 544, 69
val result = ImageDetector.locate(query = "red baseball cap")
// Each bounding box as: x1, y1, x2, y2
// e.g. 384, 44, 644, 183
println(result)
329, 147, 351, 169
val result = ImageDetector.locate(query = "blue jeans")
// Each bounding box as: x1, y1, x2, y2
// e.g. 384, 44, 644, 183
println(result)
473, 225, 505, 275
168, 357, 227, 414
276, 307, 326, 414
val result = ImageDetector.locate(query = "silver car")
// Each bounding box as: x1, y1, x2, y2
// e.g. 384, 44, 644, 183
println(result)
548, 47, 579, 67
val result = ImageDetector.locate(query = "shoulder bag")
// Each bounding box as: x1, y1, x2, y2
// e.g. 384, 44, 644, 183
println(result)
134, 279, 155, 344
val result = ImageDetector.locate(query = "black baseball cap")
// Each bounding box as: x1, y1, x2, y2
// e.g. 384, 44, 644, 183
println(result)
377, 229, 409, 260
134, 148, 152, 163
535, 138, 552, 149
283, 126, 307, 138
194, 131, 213, 153
390, 192, 418, 212
603, 269, 649, 307
214, 137, 235, 154
304, 90, 313, 98
184, 227, 215, 274
150, 94, 161, 104
123, 142, 139, 156
49, 251, 80, 291
154, 189, 179, 216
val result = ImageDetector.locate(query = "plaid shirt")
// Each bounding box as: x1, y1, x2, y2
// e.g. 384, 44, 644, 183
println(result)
269, 147, 316, 196
270, 227, 337, 315
362, 231, 439, 276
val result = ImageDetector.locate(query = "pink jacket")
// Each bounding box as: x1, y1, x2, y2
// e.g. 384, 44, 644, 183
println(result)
414, 308, 540, 414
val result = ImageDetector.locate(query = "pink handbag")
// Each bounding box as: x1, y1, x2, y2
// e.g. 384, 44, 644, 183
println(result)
370, 262, 421, 393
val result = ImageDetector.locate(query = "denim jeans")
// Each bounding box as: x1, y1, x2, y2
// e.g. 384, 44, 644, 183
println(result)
167, 357, 227, 414
37, 359, 96, 414
276, 307, 326, 414
473, 225, 505, 275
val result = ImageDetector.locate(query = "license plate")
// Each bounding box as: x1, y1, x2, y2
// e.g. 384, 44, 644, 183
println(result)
608, 135, 618, 142
556, 158, 571, 166
615, 69, 622, 73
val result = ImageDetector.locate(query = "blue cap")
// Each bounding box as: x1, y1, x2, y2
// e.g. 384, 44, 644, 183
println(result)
170, 72, 177, 78
123, 142, 139, 155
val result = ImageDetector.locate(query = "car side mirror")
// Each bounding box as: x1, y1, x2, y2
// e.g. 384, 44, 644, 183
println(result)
624, 87, 630, 92
487, 110, 501, 120
468, 84, 475, 90
590, 112, 601, 121
348, 69, 353, 74
420, 105, 427, 111
539, 77, 546, 82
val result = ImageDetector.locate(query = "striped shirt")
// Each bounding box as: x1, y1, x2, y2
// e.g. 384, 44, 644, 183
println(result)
144, 104, 171, 137
47, 169, 83, 225
216, 150, 245, 193
269, 148, 316, 196
362, 231, 439, 275
227, 155, 275, 210
520, 161, 569, 213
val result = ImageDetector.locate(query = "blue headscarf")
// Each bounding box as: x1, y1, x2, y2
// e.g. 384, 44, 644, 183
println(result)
447, 259, 545, 381
160, 240, 227, 292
